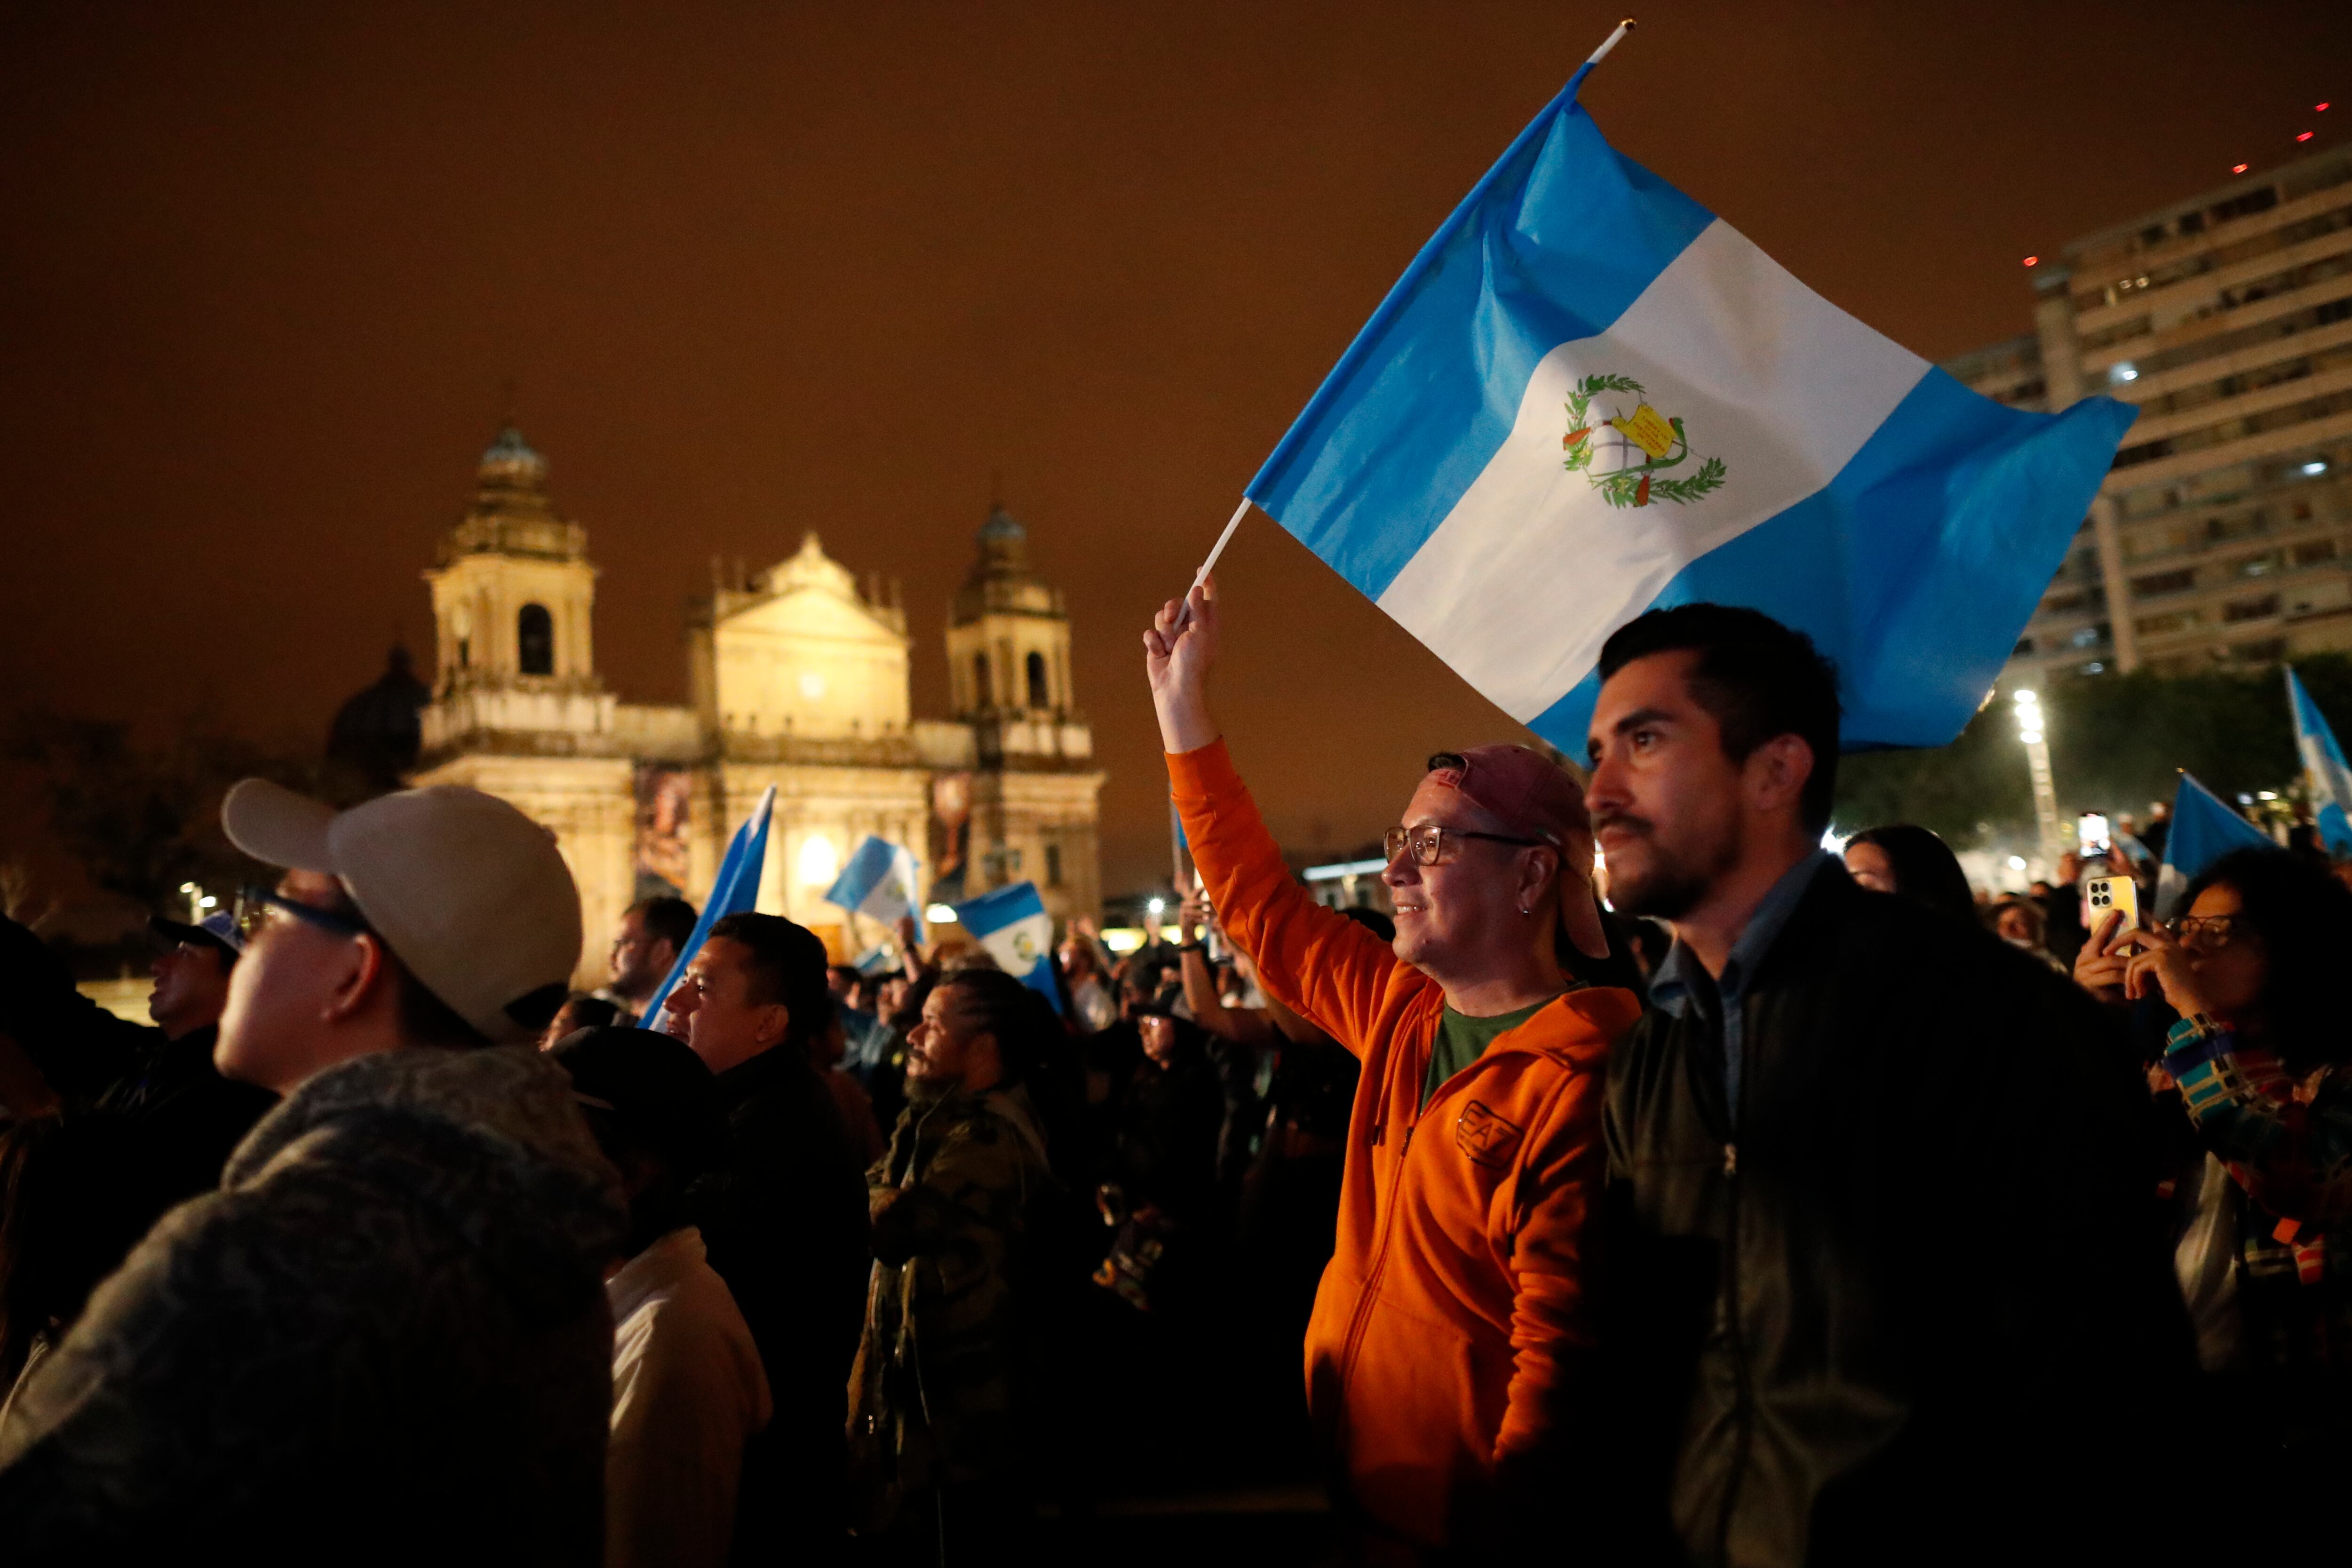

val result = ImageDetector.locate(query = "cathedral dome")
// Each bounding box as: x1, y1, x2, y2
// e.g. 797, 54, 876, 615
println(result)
326, 645, 432, 794
478, 425, 548, 488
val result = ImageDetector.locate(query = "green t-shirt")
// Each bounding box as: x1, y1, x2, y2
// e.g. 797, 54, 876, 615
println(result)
1420, 996, 1557, 1111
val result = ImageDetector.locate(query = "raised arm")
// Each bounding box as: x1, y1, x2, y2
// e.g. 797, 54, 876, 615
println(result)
1145, 578, 1412, 1053
1173, 878, 1278, 1047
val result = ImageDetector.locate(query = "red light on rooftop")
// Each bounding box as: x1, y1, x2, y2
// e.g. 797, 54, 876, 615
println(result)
2232, 163, 2250, 174
2022, 255, 2039, 267
2319, 103, 2332, 112
2299, 131, 2316, 142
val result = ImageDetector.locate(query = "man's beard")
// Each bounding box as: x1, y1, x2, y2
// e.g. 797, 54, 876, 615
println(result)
1597, 813, 1733, 921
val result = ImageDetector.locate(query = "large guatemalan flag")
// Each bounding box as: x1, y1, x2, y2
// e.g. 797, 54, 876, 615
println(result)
1244, 44, 2139, 749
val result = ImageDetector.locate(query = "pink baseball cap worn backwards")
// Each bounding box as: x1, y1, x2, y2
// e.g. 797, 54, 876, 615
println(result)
1424, 744, 1611, 961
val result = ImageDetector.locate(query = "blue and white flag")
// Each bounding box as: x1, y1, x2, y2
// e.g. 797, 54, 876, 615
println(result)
1245, 53, 2137, 749
951, 880, 1062, 1014
825, 835, 927, 944
638, 785, 775, 1029
2154, 773, 2273, 919
2287, 667, 2352, 857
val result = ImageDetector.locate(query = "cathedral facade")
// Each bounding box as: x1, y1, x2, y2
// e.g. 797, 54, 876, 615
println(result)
408, 428, 1104, 984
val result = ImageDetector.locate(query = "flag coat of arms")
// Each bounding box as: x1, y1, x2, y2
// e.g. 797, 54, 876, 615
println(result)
2287, 668, 2352, 857
1244, 53, 2138, 749
825, 835, 927, 944
951, 881, 1062, 1014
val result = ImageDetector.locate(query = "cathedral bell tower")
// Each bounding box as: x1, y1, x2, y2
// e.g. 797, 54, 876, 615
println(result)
424, 427, 601, 694
946, 506, 1074, 722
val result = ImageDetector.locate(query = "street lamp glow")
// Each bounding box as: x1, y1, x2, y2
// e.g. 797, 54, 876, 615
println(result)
1146, 897, 1166, 915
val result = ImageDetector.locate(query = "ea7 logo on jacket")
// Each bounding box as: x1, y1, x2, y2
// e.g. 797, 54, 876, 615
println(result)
1454, 1101, 1526, 1171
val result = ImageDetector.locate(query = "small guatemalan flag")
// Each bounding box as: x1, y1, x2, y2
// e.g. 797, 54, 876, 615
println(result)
951, 881, 1063, 1015
824, 835, 928, 945
1244, 41, 2138, 750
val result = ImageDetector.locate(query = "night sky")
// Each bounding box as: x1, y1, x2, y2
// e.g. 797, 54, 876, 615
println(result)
5, 2, 2346, 897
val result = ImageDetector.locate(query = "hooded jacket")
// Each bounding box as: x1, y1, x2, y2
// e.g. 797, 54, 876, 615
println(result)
0, 1045, 625, 1566
1170, 740, 1641, 1553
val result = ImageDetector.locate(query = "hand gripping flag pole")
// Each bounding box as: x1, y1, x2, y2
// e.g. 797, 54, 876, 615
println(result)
1171, 20, 1639, 634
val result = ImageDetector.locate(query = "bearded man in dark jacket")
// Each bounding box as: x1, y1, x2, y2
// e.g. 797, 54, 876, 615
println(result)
1583, 607, 2192, 1568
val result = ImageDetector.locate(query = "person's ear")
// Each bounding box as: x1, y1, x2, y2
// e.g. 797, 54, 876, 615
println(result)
322, 932, 391, 1025
1516, 845, 1560, 918
1745, 734, 1815, 819
755, 1000, 792, 1050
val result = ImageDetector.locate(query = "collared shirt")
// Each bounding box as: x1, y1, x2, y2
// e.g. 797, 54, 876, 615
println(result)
1649, 849, 1836, 1118
607, 1226, 772, 1568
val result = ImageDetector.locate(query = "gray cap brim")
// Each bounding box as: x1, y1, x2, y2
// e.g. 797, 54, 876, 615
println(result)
222, 778, 339, 874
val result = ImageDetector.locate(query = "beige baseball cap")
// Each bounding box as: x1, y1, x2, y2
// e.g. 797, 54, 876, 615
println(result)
222, 779, 581, 1045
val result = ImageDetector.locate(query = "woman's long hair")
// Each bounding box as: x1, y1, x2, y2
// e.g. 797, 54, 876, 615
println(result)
2180, 846, 2352, 1073
1847, 824, 1979, 926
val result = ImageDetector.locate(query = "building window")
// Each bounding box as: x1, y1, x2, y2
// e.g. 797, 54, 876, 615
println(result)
972, 653, 991, 710
1026, 650, 1050, 709
1044, 841, 1064, 887
518, 603, 554, 675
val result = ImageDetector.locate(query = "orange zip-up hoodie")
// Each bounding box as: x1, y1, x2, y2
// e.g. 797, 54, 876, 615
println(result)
1170, 740, 1640, 1553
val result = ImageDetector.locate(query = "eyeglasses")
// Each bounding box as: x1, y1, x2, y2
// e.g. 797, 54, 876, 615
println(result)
1383, 824, 1546, 867
2168, 914, 2251, 949
235, 885, 371, 943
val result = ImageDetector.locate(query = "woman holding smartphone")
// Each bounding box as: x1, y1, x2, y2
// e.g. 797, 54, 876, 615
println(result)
2074, 845, 2352, 1495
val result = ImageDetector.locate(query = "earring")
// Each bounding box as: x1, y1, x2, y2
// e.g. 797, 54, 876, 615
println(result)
1518, 906, 1532, 917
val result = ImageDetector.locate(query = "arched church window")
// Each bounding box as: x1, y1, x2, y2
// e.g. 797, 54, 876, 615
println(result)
1025, 650, 1049, 709
972, 652, 991, 710
518, 603, 555, 676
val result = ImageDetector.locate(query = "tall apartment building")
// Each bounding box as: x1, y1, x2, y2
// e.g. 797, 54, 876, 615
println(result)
1945, 145, 2352, 685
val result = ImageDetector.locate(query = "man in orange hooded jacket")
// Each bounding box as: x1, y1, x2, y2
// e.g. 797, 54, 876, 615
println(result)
1144, 577, 1640, 1559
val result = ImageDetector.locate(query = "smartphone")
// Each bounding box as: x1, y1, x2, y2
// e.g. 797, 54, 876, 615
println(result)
2084, 874, 2139, 935
2077, 813, 2112, 857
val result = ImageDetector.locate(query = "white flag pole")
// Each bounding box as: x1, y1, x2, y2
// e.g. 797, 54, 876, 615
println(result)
1587, 17, 1637, 65
1171, 496, 1251, 630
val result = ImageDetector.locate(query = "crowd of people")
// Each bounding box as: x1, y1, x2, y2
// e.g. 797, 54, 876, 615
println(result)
0, 586, 2344, 1565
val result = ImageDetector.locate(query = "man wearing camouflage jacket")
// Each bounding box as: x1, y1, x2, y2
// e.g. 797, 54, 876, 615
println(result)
848, 969, 1054, 1559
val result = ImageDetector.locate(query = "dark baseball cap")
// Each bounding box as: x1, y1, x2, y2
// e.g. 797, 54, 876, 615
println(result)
549, 1026, 727, 1182
149, 911, 245, 961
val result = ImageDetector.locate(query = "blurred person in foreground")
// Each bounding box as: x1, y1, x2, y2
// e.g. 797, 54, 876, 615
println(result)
552, 1027, 768, 1568
849, 967, 1057, 1561
1145, 576, 1639, 1558
603, 894, 698, 1026
663, 912, 868, 1563
1587, 604, 2190, 1566
2075, 845, 2352, 1486
0, 781, 617, 1563
1838, 823, 1977, 924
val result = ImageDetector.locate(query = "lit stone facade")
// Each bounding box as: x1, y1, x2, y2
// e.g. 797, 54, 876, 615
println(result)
410, 430, 1104, 984
1945, 144, 2352, 689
